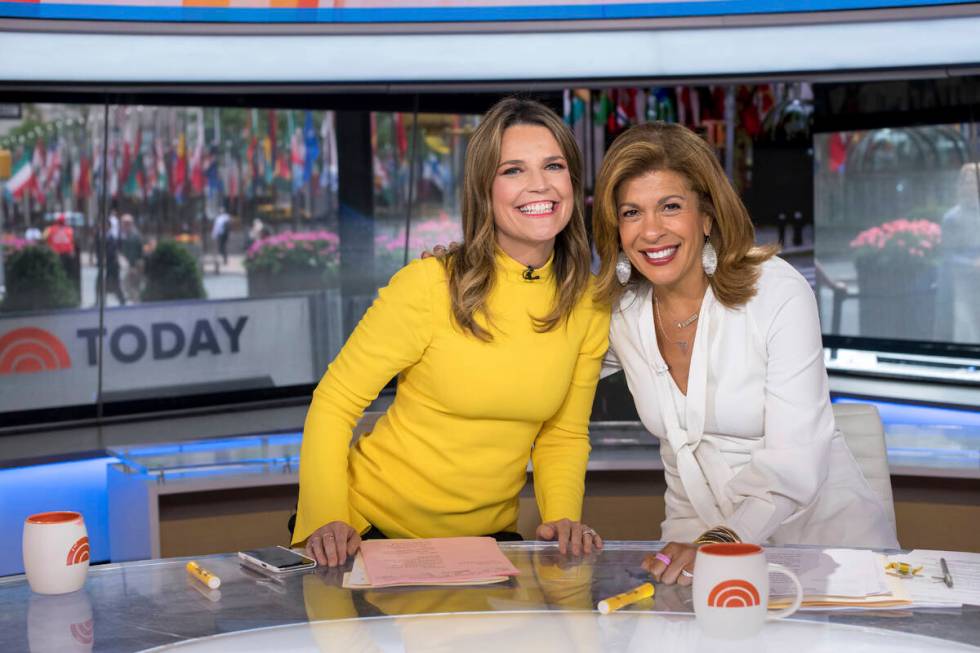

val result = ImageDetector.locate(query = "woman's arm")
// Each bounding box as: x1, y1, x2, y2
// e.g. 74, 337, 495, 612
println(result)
292, 260, 436, 546
725, 273, 835, 544
531, 304, 611, 543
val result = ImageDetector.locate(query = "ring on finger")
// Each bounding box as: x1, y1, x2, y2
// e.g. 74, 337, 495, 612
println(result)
655, 552, 672, 566
582, 527, 596, 537
681, 569, 694, 578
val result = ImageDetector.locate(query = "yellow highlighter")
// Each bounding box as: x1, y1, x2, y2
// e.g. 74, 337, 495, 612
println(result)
597, 582, 655, 615
186, 561, 222, 589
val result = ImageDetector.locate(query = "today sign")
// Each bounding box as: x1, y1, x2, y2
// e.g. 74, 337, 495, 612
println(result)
0, 296, 317, 412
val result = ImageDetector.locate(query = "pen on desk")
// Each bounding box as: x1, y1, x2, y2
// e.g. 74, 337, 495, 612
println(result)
597, 582, 655, 615
186, 561, 222, 589
940, 557, 954, 589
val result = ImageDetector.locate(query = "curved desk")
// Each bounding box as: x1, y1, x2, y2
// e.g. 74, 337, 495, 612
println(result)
2, 542, 978, 652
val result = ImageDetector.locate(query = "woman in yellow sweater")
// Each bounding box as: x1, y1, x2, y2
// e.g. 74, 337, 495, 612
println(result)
293, 98, 611, 567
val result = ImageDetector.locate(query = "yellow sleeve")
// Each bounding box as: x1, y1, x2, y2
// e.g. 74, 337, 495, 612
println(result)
530, 300, 610, 522
292, 259, 436, 544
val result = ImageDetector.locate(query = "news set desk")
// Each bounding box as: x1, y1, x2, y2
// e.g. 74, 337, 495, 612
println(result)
1, 542, 978, 652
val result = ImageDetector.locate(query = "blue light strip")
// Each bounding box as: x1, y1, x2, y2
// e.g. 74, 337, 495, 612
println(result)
0, 457, 118, 577
0, 0, 974, 24
833, 396, 980, 429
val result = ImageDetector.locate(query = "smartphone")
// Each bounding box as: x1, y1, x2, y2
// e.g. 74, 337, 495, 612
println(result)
238, 545, 316, 574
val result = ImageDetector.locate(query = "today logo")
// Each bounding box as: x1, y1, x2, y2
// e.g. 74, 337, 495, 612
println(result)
66, 536, 90, 566
0, 317, 248, 373
0, 327, 71, 375
706, 579, 761, 608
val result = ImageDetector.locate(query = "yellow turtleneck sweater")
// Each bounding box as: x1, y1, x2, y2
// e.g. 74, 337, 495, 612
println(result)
292, 251, 610, 544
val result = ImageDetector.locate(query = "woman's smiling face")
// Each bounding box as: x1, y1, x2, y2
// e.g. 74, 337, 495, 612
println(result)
617, 169, 712, 291
491, 123, 573, 262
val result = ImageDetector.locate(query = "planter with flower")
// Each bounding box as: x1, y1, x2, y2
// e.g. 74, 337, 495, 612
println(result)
244, 230, 340, 297
374, 212, 463, 279
849, 218, 941, 339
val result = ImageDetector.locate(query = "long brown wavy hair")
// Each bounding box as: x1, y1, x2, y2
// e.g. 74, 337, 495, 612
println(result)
446, 97, 592, 340
593, 122, 778, 308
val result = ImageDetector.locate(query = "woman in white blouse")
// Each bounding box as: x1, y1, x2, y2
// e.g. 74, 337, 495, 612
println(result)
591, 122, 898, 585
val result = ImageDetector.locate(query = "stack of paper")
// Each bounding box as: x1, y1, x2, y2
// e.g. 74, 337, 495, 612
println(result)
883, 549, 980, 609
342, 537, 521, 589
766, 548, 911, 610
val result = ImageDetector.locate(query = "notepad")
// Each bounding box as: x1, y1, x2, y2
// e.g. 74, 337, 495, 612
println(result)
342, 537, 520, 589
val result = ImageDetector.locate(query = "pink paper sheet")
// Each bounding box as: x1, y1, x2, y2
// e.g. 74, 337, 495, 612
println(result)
359, 537, 520, 587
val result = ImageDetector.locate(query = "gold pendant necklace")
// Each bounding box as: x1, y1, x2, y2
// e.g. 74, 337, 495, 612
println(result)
654, 297, 694, 355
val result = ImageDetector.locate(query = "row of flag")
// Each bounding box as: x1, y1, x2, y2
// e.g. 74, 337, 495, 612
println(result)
563, 85, 795, 189
3, 108, 339, 209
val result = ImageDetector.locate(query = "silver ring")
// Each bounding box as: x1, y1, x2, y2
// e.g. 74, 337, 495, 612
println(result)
582, 528, 596, 537
681, 569, 694, 578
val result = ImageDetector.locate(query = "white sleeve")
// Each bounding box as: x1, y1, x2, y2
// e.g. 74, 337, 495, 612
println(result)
724, 275, 835, 544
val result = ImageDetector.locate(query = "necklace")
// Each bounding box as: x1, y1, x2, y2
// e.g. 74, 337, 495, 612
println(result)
653, 296, 698, 355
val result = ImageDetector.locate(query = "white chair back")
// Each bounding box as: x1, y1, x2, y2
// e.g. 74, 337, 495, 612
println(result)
832, 402, 898, 535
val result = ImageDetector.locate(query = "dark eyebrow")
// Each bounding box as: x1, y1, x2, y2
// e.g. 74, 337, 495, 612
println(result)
497, 155, 567, 168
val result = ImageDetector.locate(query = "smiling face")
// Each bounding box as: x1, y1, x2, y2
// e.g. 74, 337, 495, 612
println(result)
617, 169, 712, 293
491, 124, 573, 265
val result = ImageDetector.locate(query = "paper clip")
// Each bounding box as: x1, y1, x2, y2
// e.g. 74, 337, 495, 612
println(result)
885, 561, 923, 578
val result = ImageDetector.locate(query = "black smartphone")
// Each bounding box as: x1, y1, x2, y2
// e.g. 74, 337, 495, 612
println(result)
238, 545, 316, 573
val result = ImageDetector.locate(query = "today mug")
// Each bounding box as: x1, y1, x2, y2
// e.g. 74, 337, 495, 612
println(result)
23, 511, 90, 595
692, 542, 803, 639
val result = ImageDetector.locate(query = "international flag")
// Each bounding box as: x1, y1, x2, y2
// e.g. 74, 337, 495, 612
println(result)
4, 152, 32, 198
302, 110, 319, 185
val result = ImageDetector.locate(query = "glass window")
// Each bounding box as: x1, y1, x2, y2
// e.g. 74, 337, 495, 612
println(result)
814, 124, 980, 349
1, 103, 103, 416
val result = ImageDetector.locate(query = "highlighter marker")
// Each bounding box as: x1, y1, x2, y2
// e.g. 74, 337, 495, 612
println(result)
186, 561, 222, 589
597, 582, 655, 615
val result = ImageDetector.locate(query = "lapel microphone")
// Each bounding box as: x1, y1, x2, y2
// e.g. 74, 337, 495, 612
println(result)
522, 265, 540, 281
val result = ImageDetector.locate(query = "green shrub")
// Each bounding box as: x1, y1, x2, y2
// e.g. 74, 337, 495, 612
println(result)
142, 240, 206, 302
1, 244, 79, 312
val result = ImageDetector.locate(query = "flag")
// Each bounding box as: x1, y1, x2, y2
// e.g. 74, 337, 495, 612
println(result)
190, 110, 205, 195
290, 123, 305, 192
302, 110, 319, 185
76, 152, 91, 200
154, 137, 168, 192
320, 111, 338, 192
394, 112, 408, 157
173, 133, 187, 201
5, 152, 32, 198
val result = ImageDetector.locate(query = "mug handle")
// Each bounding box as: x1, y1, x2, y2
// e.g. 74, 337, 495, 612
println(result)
766, 562, 803, 620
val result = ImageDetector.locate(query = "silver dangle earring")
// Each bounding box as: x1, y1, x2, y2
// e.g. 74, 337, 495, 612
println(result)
615, 251, 632, 286
702, 236, 718, 277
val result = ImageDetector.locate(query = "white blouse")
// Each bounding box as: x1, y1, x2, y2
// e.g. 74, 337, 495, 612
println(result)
604, 257, 898, 548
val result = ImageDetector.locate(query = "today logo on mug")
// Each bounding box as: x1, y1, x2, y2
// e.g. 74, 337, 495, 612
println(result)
692, 542, 803, 639
23, 511, 90, 595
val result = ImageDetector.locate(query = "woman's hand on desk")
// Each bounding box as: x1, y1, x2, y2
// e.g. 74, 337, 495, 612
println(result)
643, 541, 698, 587
305, 521, 362, 567
536, 519, 604, 556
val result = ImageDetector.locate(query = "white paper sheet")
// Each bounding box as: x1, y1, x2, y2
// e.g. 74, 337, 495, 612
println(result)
887, 549, 980, 607
766, 548, 889, 598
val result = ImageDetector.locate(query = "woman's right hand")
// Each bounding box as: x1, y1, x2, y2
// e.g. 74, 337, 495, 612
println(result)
420, 241, 460, 259
305, 520, 362, 567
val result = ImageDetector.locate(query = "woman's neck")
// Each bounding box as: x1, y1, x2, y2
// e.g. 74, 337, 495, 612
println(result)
654, 274, 709, 315
495, 238, 555, 268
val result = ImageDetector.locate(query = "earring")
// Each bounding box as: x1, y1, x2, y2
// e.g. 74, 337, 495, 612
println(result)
702, 236, 718, 277
615, 251, 632, 286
